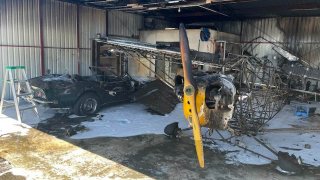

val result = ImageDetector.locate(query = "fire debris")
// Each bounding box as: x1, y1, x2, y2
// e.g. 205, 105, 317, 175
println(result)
133, 79, 180, 115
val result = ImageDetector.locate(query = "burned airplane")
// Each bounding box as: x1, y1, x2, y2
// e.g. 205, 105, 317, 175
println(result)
165, 24, 237, 167
88, 25, 288, 168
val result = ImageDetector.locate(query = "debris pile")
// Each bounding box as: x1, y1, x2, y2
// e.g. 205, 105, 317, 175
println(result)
133, 79, 180, 115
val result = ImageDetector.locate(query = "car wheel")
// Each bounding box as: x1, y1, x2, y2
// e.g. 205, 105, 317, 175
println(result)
74, 93, 100, 116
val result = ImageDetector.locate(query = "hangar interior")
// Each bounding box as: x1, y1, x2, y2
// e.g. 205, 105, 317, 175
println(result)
1, 0, 320, 179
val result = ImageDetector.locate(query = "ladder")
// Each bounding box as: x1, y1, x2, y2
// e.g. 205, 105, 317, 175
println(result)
0, 66, 39, 123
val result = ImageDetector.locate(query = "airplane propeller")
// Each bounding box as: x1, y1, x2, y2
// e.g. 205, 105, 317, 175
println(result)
179, 23, 204, 168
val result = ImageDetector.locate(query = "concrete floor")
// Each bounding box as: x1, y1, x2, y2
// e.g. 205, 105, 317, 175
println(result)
1, 115, 320, 179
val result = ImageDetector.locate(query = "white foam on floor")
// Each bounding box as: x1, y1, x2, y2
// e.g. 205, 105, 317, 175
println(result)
71, 102, 320, 166
71, 103, 189, 139
1, 99, 319, 167
0, 104, 55, 136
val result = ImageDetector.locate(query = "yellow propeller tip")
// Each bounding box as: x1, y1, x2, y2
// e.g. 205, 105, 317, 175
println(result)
198, 157, 204, 168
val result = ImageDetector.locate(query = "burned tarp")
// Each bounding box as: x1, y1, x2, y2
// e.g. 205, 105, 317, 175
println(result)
132, 79, 180, 115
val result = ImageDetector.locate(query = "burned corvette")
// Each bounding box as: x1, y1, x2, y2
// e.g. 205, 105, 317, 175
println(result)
28, 67, 139, 115
27, 66, 179, 116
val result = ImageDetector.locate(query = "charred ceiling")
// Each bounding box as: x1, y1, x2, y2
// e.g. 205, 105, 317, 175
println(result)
61, 0, 320, 22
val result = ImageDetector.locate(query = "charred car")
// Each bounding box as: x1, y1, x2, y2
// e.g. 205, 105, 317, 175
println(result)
28, 67, 138, 115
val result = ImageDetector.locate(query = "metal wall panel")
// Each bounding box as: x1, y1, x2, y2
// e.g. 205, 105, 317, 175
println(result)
80, 6, 106, 48
214, 21, 242, 36
0, 0, 107, 99
240, 17, 320, 67
42, 0, 78, 74
0, 0, 40, 46
79, 6, 106, 75
0, 0, 41, 98
43, 0, 77, 48
0, 0, 41, 76
42, 1, 107, 76
108, 10, 143, 38
79, 50, 92, 76
44, 49, 78, 74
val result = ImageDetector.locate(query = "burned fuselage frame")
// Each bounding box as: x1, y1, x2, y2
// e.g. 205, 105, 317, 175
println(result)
95, 37, 288, 134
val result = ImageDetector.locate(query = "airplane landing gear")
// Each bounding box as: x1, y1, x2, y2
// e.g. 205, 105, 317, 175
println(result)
164, 122, 181, 138
164, 122, 192, 138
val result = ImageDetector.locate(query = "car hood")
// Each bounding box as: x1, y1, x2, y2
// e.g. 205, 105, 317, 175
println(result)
29, 74, 74, 90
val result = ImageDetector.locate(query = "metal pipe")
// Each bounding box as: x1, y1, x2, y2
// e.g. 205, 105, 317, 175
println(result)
32, 99, 54, 104
197, 5, 229, 17
39, 0, 45, 76
217, 41, 226, 73
252, 136, 278, 156
0, 45, 90, 50
98, 38, 180, 56
291, 89, 320, 96
105, 10, 109, 36
77, 4, 81, 75
291, 89, 320, 101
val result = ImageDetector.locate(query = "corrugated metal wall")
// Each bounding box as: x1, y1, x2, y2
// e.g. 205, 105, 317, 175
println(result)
212, 17, 319, 67
0, 0, 41, 78
241, 17, 320, 67
214, 21, 242, 36
0, 0, 106, 99
108, 10, 143, 38
215, 17, 320, 67
43, 0, 106, 75
0, 0, 41, 98
43, 0, 78, 74
79, 6, 106, 75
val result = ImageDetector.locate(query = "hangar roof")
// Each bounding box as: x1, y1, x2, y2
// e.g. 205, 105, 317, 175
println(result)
60, 0, 320, 22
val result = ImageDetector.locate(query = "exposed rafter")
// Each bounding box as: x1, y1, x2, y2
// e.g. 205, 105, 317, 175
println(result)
58, 0, 320, 21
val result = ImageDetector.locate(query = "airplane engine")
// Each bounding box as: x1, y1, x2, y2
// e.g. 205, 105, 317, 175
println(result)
196, 74, 236, 130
